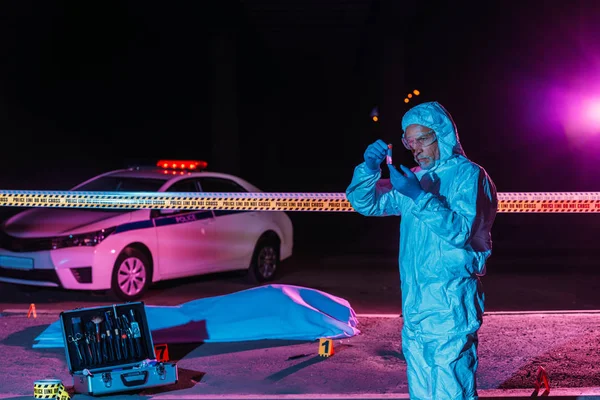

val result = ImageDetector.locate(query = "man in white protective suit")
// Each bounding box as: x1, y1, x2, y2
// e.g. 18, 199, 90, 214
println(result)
346, 101, 498, 399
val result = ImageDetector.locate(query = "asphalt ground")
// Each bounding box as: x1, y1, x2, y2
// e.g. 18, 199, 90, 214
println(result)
1, 310, 600, 399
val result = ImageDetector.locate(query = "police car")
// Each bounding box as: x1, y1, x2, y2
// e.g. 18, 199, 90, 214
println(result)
0, 160, 294, 301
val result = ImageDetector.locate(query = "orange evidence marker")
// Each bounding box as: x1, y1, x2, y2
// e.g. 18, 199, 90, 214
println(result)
531, 365, 550, 396
27, 303, 37, 318
154, 343, 170, 362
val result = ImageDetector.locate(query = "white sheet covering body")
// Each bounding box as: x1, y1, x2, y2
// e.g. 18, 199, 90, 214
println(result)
33, 284, 361, 348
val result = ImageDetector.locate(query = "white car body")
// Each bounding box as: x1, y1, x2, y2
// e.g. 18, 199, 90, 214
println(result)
0, 163, 294, 300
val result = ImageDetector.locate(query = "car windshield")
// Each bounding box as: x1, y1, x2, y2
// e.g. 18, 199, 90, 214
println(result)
72, 177, 168, 192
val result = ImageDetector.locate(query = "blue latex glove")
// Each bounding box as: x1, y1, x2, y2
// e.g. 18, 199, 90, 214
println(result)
363, 139, 388, 171
387, 164, 424, 202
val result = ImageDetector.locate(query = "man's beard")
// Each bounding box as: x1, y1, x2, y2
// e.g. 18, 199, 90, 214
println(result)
416, 156, 436, 170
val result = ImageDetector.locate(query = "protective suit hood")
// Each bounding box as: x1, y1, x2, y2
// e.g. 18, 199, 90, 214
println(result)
401, 101, 465, 162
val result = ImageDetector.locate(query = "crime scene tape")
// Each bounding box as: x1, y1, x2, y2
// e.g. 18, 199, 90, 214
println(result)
33, 379, 70, 399
0, 190, 599, 213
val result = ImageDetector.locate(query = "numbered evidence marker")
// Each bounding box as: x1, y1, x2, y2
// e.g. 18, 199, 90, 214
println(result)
318, 338, 334, 357
154, 343, 170, 362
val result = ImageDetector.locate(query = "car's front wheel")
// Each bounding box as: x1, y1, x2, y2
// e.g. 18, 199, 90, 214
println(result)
246, 236, 280, 284
111, 247, 151, 301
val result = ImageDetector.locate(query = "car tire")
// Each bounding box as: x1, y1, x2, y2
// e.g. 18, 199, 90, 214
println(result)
246, 236, 280, 284
111, 247, 151, 302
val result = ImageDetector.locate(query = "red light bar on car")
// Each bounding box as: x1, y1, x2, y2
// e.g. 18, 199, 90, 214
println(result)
157, 160, 208, 170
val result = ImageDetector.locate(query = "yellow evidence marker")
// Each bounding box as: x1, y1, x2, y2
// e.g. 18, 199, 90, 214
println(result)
318, 338, 334, 357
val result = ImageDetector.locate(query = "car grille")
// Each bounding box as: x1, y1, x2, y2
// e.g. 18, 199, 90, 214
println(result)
0, 231, 54, 252
0, 266, 61, 285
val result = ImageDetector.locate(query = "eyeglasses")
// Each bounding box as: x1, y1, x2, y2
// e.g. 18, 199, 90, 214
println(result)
401, 130, 437, 150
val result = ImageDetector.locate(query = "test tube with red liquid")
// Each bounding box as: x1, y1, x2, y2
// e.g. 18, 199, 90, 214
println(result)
386, 144, 393, 164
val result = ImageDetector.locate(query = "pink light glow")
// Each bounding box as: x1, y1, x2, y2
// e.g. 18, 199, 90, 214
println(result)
542, 78, 600, 146
584, 100, 600, 127
562, 95, 600, 140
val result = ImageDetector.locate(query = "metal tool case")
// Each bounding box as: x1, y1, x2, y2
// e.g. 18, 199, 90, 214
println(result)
59, 302, 178, 396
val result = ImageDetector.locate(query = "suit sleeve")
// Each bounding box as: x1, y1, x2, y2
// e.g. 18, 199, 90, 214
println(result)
346, 162, 405, 217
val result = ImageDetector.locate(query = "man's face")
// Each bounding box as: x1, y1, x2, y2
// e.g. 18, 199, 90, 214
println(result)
403, 124, 440, 170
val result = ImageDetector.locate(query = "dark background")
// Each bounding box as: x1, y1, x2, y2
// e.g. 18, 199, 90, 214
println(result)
0, 1, 598, 259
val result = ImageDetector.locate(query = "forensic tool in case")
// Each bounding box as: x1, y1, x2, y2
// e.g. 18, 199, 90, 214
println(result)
59, 302, 177, 396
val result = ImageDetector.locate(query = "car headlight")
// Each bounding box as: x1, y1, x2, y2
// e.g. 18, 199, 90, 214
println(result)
51, 227, 116, 250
